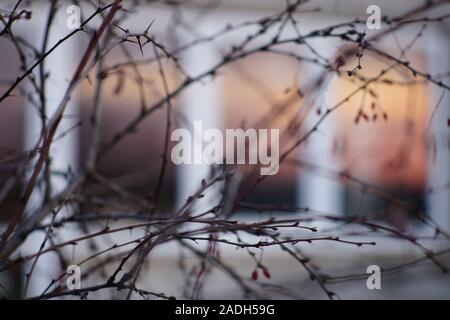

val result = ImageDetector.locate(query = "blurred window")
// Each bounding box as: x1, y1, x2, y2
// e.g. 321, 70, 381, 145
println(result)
221, 53, 301, 207
332, 50, 429, 225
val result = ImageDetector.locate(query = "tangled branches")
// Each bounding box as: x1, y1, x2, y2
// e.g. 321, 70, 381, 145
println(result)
0, 0, 450, 300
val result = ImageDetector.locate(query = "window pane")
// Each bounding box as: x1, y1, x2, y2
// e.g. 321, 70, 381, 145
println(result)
221, 53, 300, 207
332, 51, 429, 224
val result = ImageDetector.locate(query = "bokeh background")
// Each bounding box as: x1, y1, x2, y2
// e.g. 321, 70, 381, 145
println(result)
0, 0, 449, 299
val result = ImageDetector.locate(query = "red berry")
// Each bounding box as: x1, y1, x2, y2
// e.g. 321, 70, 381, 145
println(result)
262, 267, 271, 279
251, 270, 258, 281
